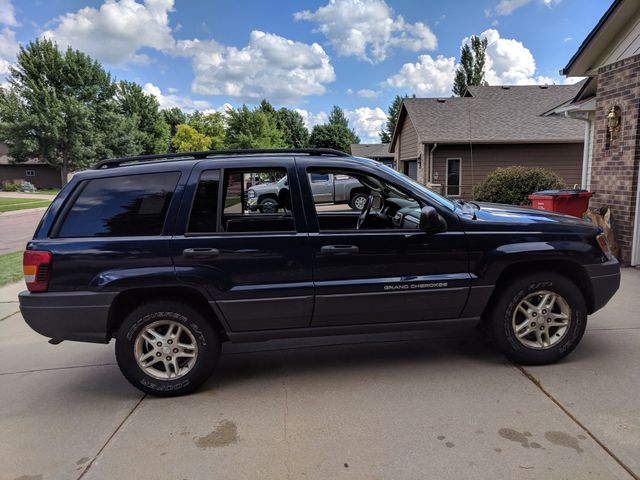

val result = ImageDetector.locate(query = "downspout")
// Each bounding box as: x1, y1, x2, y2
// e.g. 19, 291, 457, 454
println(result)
580, 114, 592, 189
429, 143, 438, 184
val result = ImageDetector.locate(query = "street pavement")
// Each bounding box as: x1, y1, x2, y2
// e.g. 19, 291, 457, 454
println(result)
0, 208, 47, 254
0, 270, 638, 480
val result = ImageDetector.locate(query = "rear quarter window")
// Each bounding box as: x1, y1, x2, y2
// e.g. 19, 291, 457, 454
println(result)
57, 172, 180, 238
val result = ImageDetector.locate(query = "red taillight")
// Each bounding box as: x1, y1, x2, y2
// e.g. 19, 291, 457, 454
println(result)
23, 250, 52, 292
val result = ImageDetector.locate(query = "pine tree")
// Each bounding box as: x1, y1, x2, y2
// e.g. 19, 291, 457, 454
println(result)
452, 35, 489, 96
379, 94, 414, 143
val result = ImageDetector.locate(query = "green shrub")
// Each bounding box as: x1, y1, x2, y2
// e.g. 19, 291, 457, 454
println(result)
1, 182, 19, 192
473, 166, 565, 205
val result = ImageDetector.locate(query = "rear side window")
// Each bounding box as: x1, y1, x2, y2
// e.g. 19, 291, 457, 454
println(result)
57, 172, 180, 238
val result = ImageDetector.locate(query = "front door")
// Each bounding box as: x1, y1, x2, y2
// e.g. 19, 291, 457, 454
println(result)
171, 159, 313, 332
299, 163, 470, 327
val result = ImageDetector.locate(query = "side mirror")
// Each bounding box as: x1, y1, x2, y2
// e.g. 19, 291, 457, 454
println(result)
420, 206, 446, 234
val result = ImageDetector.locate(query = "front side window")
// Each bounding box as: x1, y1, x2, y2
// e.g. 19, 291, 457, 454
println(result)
58, 172, 179, 238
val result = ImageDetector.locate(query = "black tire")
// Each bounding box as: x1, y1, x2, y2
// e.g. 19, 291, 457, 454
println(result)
115, 301, 220, 397
486, 272, 587, 365
259, 197, 279, 213
349, 192, 368, 210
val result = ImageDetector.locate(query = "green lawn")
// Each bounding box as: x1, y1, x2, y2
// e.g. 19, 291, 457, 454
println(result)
0, 251, 23, 287
0, 197, 51, 213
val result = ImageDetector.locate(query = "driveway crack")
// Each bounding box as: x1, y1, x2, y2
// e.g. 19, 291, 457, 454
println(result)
517, 365, 639, 480
76, 394, 146, 480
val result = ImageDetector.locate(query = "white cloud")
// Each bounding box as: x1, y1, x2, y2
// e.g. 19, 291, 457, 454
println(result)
0, 57, 11, 77
0, 26, 18, 59
0, 0, 17, 27
489, 0, 560, 16
176, 31, 335, 104
383, 54, 457, 96
357, 88, 380, 98
346, 106, 387, 142
563, 37, 573, 42
142, 82, 212, 113
294, 108, 328, 131
294, 0, 436, 63
41, 0, 175, 65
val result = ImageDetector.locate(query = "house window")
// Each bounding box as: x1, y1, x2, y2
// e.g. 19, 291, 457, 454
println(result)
446, 158, 461, 197
25, 170, 36, 177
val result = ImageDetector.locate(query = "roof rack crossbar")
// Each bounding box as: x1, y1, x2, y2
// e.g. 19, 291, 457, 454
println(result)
94, 148, 350, 169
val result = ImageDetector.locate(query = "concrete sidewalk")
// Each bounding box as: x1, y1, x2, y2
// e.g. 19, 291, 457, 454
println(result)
0, 270, 638, 480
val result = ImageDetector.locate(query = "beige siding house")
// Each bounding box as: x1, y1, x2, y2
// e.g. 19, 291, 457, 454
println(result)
389, 84, 585, 199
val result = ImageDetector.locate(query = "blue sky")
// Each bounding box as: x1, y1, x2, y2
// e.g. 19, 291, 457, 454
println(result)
0, 0, 611, 141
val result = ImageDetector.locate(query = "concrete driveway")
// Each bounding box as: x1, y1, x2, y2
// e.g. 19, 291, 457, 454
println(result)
0, 208, 47, 254
1, 270, 639, 480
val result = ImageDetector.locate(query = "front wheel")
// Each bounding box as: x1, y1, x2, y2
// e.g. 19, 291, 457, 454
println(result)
115, 301, 220, 396
349, 192, 368, 210
259, 198, 279, 213
486, 272, 587, 365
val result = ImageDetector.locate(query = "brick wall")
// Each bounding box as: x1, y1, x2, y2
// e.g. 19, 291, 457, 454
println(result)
591, 53, 640, 264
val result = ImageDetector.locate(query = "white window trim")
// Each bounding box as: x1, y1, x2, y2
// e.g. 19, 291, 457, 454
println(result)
446, 158, 462, 197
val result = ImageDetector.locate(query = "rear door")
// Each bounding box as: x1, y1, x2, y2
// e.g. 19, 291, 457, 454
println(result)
171, 157, 314, 332
309, 173, 334, 203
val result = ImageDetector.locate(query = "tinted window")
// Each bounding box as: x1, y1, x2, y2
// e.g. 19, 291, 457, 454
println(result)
188, 170, 219, 233
58, 172, 179, 238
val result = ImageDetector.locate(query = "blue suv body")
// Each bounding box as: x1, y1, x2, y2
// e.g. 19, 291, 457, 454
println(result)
19, 149, 620, 396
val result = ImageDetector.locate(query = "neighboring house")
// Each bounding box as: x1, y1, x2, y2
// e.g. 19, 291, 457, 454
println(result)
550, 0, 640, 265
0, 142, 62, 189
350, 143, 395, 167
389, 84, 585, 198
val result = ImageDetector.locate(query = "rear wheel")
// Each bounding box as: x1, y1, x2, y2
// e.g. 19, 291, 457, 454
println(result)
115, 301, 220, 396
486, 272, 587, 365
349, 192, 368, 210
259, 197, 278, 213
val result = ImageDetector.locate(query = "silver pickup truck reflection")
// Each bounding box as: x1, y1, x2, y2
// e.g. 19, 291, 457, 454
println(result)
247, 173, 368, 212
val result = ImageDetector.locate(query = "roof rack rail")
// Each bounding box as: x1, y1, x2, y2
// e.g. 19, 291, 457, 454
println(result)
94, 148, 350, 169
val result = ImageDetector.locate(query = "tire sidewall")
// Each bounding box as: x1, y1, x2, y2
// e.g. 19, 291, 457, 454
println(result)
116, 303, 219, 396
350, 193, 368, 210
492, 274, 587, 364
259, 198, 278, 213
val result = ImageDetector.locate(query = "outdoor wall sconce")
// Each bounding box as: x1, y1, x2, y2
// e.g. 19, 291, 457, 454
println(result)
433, 171, 439, 181
606, 105, 621, 139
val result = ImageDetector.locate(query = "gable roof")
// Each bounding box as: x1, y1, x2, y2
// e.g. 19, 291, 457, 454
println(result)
390, 84, 585, 151
350, 143, 393, 158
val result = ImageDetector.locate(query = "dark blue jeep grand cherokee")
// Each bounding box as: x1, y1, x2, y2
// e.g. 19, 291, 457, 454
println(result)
19, 149, 620, 396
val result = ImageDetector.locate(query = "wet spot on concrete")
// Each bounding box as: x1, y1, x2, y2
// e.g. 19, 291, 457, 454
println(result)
498, 428, 530, 448
475, 429, 484, 434
76, 457, 91, 466
530, 442, 542, 449
577, 434, 586, 440
14, 476, 43, 480
523, 431, 532, 437
445, 442, 455, 448
344, 463, 349, 468
544, 431, 583, 453
194, 420, 238, 449
160, 452, 167, 456
437, 435, 445, 441
494, 448, 502, 453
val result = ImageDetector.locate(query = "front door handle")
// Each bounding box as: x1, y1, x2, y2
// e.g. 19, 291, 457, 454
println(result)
182, 248, 220, 259
319, 245, 359, 256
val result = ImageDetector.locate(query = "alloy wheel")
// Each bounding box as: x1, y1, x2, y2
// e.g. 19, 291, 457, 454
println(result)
511, 290, 571, 350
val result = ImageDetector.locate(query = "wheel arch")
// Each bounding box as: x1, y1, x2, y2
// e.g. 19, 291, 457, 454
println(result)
484, 260, 595, 317
257, 193, 279, 204
107, 286, 228, 340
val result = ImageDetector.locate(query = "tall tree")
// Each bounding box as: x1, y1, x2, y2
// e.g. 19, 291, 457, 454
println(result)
0, 39, 137, 185
162, 107, 187, 139
452, 35, 489, 96
327, 105, 360, 145
116, 80, 170, 154
275, 108, 309, 148
187, 111, 225, 149
379, 94, 414, 143
171, 124, 211, 152
225, 105, 285, 149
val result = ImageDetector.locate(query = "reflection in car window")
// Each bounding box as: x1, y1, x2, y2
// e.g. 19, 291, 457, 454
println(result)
58, 172, 179, 238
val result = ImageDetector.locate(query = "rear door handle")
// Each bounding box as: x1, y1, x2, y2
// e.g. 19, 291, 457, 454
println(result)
319, 245, 359, 256
182, 248, 220, 258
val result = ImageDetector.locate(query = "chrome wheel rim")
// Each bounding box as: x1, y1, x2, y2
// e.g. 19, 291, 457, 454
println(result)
354, 195, 367, 210
511, 290, 571, 350
134, 320, 198, 380
262, 201, 277, 213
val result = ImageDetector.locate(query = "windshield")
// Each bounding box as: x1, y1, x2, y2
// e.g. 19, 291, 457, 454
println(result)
374, 163, 456, 210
